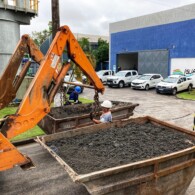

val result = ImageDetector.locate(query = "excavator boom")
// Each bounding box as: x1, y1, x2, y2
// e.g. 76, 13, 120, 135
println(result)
0, 35, 44, 110
0, 25, 104, 171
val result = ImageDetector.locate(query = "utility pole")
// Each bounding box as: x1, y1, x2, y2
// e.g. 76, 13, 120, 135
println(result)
52, 0, 60, 40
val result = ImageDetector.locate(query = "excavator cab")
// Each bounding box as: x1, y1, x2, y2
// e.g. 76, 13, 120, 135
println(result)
0, 25, 104, 171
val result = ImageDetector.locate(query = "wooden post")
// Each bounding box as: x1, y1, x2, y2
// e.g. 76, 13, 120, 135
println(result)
52, 0, 60, 40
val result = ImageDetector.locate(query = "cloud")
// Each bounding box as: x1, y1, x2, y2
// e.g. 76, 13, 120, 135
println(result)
20, 0, 195, 36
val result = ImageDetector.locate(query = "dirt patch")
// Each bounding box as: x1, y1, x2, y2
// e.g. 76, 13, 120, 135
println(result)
49, 101, 132, 118
46, 122, 195, 174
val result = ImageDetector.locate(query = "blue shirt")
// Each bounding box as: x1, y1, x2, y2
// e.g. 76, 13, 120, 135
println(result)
100, 111, 112, 123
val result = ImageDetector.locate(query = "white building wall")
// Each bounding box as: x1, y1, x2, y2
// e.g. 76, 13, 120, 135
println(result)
110, 4, 195, 33
171, 58, 195, 75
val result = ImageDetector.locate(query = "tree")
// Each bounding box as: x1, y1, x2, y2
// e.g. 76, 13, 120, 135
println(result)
32, 22, 52, 47
93, 38, 109, 64
78, 37, 91, 52
78, 37, 96, 67
73, 37, 96, 82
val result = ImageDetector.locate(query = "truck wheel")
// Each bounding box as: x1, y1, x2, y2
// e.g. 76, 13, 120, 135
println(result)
172, 88, 177, 95
145, 84, 149, 91
188, 84, 192, 91
118, 81, 124, 88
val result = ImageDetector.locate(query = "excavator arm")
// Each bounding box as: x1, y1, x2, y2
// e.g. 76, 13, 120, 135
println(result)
0, 35, 44, 110
0, 26, 104, 171
1, 25, 104, 138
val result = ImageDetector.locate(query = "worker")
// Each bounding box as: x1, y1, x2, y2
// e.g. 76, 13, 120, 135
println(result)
69, 86, 82, 104
90, 100, 112, 124
118, 66, 122, 71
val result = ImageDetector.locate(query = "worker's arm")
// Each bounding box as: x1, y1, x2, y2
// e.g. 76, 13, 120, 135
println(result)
90, 113, 103, 124
0, 35, 44, 110
92, 118, 102, 124
1, 25, 104, 139
90, 111, 112, 124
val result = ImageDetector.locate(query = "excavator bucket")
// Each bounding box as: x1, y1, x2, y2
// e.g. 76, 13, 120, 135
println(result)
0, 132, 34, 171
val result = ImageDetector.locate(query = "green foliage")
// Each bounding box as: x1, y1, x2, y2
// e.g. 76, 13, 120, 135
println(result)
74, 37, 96, 82
93, 38, 109, 64
78, 37, 91, 52
32, 21, 52, 47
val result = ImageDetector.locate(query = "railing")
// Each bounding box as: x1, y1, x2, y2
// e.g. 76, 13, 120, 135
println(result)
0, 0, 38, 13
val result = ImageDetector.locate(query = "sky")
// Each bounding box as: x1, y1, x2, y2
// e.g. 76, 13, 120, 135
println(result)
20, 0, 195, 36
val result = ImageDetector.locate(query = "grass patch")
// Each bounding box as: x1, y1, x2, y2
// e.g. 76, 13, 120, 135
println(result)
0, 107, 17, 118
11, 126, 45, 142
176, 90, 195, 100
0, 97, 93, 142
0, 106, 45, 142
79, 97, 94, 104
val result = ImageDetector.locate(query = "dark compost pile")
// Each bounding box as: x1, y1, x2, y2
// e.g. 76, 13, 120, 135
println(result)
49, 101, 132, 118
46, 122, 195, 174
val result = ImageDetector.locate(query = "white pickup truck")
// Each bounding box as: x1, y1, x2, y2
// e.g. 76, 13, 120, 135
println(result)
96, 70, 114, 84
107, 70, 139, 88
156, 75, 193, 95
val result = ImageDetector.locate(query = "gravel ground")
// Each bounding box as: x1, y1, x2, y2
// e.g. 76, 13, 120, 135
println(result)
47, 122, 195, 174
49, 101, 132, 118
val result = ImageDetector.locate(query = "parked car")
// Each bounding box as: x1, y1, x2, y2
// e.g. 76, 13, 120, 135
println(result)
156, 75, 193, 95
185, 73, 195, 88
63, 76, 84, 94
107, 70, 138, 88
96, 70, 115, 84
66, 70, 87, 84
131, 74, 163, 90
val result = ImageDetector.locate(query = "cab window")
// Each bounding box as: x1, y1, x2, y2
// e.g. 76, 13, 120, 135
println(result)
155, 75, 161, 79
126, 72, 131, 77
178, 78, 183, 83
104, 72, 109, 76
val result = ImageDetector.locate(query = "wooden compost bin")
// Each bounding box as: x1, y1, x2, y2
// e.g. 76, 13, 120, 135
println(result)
38, 101, 139, 134
37, 116, 195, 195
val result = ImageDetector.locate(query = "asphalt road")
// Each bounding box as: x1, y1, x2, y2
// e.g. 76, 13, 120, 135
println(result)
1, 86, 195, 195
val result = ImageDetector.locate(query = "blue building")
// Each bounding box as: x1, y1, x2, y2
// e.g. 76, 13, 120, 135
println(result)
109, 4, 195, 78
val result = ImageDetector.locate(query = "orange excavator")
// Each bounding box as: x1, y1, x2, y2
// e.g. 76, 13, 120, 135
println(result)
0, 34, 44, 110
0, 25, 104, 171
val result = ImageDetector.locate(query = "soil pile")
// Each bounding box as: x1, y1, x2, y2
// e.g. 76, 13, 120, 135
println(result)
49, 101, 132, 118
47, 122, 195, 174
